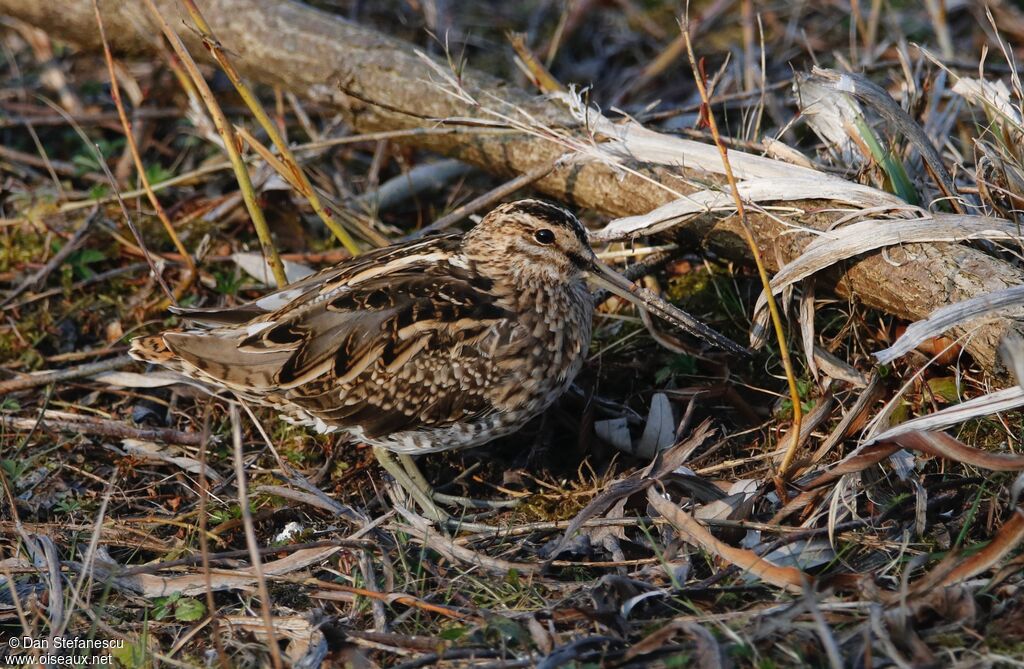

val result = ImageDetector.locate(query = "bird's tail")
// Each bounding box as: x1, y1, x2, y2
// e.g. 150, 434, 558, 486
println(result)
129, 334, 186, 372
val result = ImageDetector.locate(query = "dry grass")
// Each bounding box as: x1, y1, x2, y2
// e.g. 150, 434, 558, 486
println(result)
2, 1, 1024, 667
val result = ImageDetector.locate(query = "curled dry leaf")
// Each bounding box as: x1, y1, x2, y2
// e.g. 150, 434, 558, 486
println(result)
794, 72, 869, 167
951, 77, 1024, 133
635, 392, 676, 459
810, 67, 960, 208
594, 417, 632, 453
876, 285, 1024, 364
939, 507, 1024, 587
867, 387, 1024, 444
751, 216, 1024, 348
647, 487, 809, 593
597, 176, 894, 241
1000, 335, 1024, 389
877, 431, 1024, 477
775, 430, 1024, 523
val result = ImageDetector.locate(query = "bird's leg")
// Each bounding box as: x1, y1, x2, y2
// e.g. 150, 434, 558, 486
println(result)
400, 454, 521, 511
377, 448, 520, 520
397, 453, 434, 496
372, 446, 449, 523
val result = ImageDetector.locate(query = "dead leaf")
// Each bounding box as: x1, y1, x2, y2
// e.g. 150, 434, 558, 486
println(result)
623, 620, 722, 667
232, 251, 314, 285
635, 393, 675, 458
939, 507, 1024, 586
594, 417, 631, 452
648, 488, 810, 593
93, 370, 190, 388
887, 431, 1024, 472
121, 439, 223, 482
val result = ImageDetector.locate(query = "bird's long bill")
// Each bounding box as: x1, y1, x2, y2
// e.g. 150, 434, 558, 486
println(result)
588, 260, 751, 356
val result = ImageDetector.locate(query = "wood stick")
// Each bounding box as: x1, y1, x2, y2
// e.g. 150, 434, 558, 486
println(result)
0, 411, 205, 446
0, 354, 133, 395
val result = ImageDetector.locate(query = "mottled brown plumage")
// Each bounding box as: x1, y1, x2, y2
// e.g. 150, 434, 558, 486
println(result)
130, 200, 744, 456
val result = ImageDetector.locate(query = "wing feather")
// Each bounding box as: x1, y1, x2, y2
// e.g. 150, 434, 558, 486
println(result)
151, 233, 522, 438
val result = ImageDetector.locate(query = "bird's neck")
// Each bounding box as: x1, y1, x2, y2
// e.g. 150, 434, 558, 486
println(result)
493, 271, 592, 329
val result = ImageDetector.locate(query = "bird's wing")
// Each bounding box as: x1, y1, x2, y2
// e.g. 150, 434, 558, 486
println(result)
160, 235, 522, 435
168, 235, 460, 326
283, 265, 520, 438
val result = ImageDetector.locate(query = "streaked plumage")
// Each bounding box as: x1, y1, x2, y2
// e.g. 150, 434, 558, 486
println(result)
132, 200, 593, 453
130, 199, 744, 456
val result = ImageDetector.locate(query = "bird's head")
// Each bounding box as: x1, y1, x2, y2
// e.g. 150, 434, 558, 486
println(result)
464, 199, 750, 355
464, 199, 595, 283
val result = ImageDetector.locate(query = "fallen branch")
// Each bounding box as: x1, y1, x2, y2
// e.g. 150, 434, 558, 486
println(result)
0, 410, 205, 446
3, 0, 1023, 370
0, 354, 133, 395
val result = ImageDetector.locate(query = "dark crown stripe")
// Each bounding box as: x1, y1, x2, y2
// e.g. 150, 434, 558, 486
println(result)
506, 200, 588, 246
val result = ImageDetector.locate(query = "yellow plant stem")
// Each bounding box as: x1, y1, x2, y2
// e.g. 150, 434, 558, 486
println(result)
141, 0, 287, 287
681, 26, 804, 481
180, 0, 363, 256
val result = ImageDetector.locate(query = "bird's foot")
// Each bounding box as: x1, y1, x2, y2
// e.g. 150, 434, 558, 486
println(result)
373, 446, 450, 523
431, 492, 521, 510
372, 448, 522, 525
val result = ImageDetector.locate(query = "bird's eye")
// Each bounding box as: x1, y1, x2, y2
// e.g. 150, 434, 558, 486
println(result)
534, 229, 555, 245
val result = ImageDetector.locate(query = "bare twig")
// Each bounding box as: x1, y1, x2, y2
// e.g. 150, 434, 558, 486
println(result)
0, 410, 204, 446
409, 159, 558, 239
229, 404, 283, 669
0, 354, 133, 395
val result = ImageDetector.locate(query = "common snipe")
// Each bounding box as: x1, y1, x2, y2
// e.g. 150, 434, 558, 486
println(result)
131, 200, 745, 519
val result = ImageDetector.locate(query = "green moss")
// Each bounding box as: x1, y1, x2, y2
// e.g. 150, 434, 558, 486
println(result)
0, 216, 54, 273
